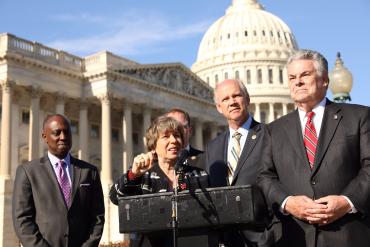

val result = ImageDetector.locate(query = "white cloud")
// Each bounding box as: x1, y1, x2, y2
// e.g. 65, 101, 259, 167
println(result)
47, 9, 212, 56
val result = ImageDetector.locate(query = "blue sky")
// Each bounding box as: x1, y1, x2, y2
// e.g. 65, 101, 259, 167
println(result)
1, 0, 369, 106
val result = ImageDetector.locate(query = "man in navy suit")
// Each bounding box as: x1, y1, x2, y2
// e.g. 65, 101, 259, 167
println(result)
12, 114, 105, 247
201, 79, 276, 247
257, 49, 370, 246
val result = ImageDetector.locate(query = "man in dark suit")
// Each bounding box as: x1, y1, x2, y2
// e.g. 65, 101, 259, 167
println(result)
201, 79, 276, 247
257, 49, 370, 247
166, 108, 203, 165
12, 114, 105, 247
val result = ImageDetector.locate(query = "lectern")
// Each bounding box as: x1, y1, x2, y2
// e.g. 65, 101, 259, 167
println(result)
118, 185, 268, 247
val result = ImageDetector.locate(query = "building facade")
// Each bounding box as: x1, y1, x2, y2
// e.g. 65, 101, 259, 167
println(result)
192, 0, 298, 122
0, 33, 224, 245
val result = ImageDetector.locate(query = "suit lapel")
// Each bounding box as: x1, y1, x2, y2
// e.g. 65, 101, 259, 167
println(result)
313, 101, 341, 173
283, 111, 311, 170
71, 156, 82, 204
42, 156, 69, 208
232, 119, 261, 183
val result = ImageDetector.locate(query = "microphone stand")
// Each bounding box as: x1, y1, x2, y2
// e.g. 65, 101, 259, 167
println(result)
171, 168, 179, 247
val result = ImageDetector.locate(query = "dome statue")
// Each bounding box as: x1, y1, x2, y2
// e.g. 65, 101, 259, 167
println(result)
192, 0, 298, 123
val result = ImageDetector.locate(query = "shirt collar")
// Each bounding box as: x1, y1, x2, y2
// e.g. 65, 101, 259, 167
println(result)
48, 152, 71, 167
229, 114, 252, 137
298, 97, 326, 122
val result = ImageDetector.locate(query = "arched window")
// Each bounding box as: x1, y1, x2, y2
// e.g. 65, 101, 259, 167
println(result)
246, 70, 251, 84
257, 69, 262, 84
268, 69, 273, 84
235, 71, 240, 80
215, 74, 219, 84
224, 72, 228, 80
279, 69, 284, 84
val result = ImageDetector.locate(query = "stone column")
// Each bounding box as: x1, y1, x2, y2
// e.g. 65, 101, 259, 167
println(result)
28, 86, 41, 161
99, 93, 113, 243
0, 80, 18, 247
11, 102, 19, 178
38, 111, 45, 157
263, 67, 269, 84
142, 106, 151, 150
0, 81, 14, 178
100, 93, 113, 183
282, 103, 288, 116
254, 103, 261, 122
273, 66, 279, 84
269, 102, 274, 123
122, 102, 133, 173
78, 100, 89, 161
251, 66, 257, 84
283, 67, 288, 86
55, 93, 65, 115
194, 119, 204, 150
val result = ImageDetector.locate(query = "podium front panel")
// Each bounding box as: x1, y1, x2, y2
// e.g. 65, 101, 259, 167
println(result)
118, 185, 260, 233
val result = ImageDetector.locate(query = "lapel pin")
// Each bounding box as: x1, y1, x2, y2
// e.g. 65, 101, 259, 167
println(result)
251, 134, 257, 140
190, 156, 196, 160
334, 114, 338, 120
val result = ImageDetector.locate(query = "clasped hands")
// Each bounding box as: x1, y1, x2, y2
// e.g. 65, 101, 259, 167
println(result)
285, 195, 352, 225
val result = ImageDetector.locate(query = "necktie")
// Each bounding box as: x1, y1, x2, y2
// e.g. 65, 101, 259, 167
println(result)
228, 132, 242, 184
303, 112, 318, 169
57, 160, 71, 207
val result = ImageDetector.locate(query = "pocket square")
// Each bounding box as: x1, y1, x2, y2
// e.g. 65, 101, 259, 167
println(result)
80, 183, 91, 187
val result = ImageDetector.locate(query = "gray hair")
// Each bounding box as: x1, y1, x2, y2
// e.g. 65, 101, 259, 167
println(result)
214, 79, 249, 104
287, 49, 328, 78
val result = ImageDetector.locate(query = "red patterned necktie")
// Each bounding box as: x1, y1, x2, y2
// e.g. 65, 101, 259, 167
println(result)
303, 112, 318, 169
57, 160, 71, 207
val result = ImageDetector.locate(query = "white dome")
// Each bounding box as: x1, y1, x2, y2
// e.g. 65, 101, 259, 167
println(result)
193, 0, 297, 73
191, 0, 298, 123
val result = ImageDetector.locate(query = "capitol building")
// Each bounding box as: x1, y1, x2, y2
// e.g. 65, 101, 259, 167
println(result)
0, 0, 297, 245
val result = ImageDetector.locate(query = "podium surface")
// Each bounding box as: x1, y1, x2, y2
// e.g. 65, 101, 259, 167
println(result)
118, 185, 267, 234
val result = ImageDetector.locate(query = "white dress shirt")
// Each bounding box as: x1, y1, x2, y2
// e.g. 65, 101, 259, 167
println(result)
48, 152, 72, 186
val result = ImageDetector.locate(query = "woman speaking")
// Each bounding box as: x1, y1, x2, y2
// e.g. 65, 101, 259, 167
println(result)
109, 116, 208, 247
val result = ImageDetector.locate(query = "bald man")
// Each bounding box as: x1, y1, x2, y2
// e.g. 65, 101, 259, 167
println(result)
12, 114, 105, 247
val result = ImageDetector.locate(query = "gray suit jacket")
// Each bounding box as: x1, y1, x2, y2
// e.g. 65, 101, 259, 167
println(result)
12, 155, 105, 247
201, 119, 278, 247
257, 100, 370, 247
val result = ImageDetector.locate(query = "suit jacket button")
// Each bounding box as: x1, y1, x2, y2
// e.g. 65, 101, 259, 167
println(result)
311, 180, 316, 185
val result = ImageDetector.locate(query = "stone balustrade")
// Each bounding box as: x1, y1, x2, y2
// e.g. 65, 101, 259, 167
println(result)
0, 33, 83, 72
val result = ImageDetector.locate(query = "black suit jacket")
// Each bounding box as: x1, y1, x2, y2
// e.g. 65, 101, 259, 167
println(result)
12, 155, 105, 247
257, 100, 370, 247
201, 119, 278, 247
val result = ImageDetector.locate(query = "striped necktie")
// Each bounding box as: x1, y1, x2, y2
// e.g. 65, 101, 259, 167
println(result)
228, 132, 242, 184
303, 112, 318, 169
57, 160, 71, 207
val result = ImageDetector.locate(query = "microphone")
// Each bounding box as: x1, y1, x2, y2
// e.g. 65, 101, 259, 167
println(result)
175, 149, 189, 173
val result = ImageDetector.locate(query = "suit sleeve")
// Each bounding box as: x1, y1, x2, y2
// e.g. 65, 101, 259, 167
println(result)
341, 107, 370, 215
109, 172, 144, 205
256, 126, 289, 213
12, 165, 51, 247
81, 169, 105, 247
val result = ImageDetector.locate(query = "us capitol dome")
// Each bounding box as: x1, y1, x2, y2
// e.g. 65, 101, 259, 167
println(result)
192, 0, 298, 123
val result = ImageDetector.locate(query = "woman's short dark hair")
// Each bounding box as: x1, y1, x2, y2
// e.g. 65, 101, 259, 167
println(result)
145, 116, 184, 151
